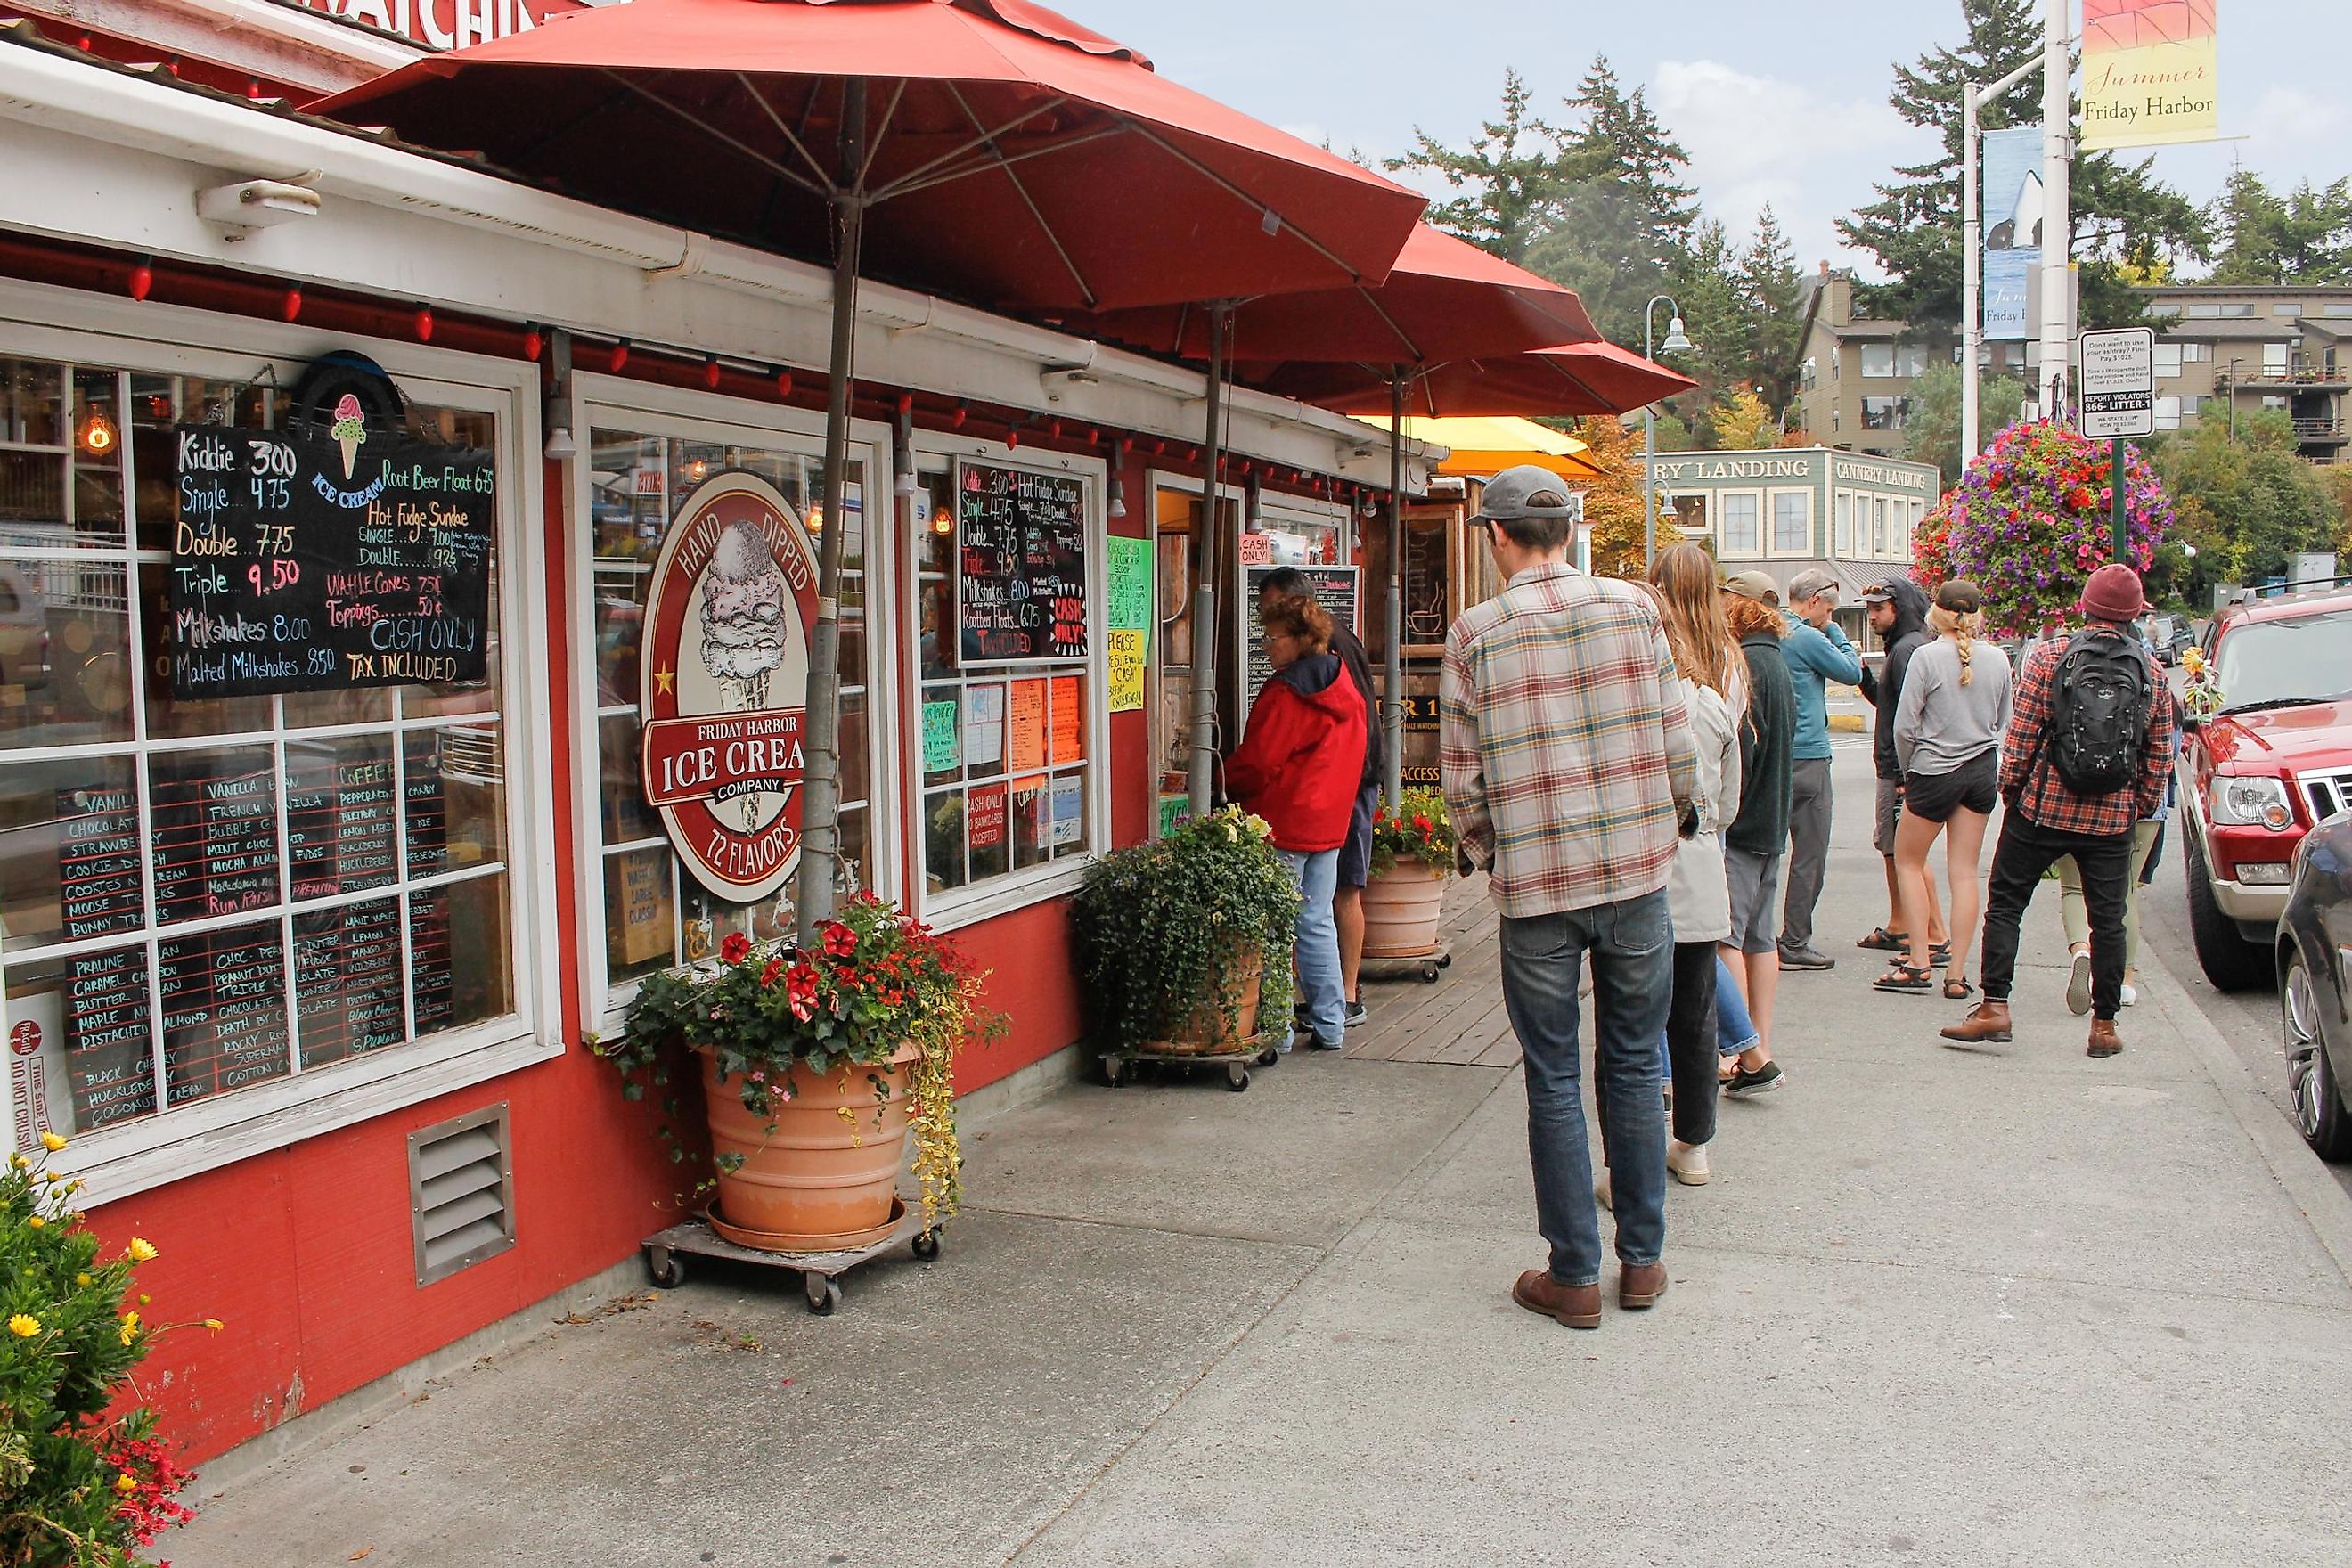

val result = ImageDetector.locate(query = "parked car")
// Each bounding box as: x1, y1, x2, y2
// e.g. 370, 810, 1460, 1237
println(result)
2177, 586, 2352, 991
2276, 817, 2352, 1159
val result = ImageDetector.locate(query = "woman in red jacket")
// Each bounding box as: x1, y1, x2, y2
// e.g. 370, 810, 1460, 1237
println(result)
1226, 595, 1369, 1052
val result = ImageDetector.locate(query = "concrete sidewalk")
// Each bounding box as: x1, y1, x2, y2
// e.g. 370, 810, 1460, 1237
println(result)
170, 746, 2352, 1567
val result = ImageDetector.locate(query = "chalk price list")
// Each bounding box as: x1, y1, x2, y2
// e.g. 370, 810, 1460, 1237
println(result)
957, 462, 1088, 662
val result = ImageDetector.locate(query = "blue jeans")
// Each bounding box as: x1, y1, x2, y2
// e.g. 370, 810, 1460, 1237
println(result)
1278, 848, 1344, 1050
1498, 889, 1671, 1286
1714, 954, 1760, 1058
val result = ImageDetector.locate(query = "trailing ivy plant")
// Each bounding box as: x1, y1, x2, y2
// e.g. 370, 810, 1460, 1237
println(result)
1073, 806, 1299, 1055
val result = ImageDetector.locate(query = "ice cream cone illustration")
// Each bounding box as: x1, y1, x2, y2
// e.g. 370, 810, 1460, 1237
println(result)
699, 518, 792, 829
329, 393, 366, 479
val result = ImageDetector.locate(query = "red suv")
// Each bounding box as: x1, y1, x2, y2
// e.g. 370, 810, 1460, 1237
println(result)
2181, 587, 2352, 990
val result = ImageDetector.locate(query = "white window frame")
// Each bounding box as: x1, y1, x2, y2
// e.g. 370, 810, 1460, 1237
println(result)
1765, 487, 1812, 558
568, 375, 900, 1033
0, 283, 558, 1206
1716, 489, 1763, 558
2155, 396, 2182, 430
2263, 342, 2292, 378
903, 433, 1107, 934
1833, 490, 1855, 557
2155, 343, 2184, 379
1860, 343, 1897, 380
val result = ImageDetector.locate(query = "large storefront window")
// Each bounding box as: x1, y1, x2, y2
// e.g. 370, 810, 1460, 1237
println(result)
588, 423, 872, 989
914, 452, 1099, 904
0, 355, 520, 1150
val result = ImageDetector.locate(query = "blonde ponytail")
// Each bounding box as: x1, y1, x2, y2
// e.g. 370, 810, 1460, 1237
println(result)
1929, 605, 1983, 686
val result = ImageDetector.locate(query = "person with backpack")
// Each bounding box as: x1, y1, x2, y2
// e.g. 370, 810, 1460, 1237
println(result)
1942, 565, 2178, 1058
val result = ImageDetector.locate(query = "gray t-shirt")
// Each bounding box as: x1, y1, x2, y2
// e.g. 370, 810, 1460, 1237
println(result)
1893, 636, 2013, 777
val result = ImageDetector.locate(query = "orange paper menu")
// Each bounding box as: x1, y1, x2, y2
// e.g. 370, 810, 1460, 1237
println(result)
1008, 680, 1047, 773
1049, 675, 1082, 766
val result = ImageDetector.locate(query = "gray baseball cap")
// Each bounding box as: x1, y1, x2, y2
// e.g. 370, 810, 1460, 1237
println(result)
1468, 465, 1580, 524
1786, 568, 1840, 605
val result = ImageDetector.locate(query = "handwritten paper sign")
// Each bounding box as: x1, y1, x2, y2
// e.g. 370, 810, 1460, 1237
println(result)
1050, 777, 1084, 846
963, 685, 1005, 768
968, 782, 1009, 853
957, 461, 1088, 661
1107, 628, 1146, 715
1008, 680, 1047, 772
1106, 535, 1151, 714
1049, 675, 1083, 766
168, 424, 493, 698
922, 699, 960, 774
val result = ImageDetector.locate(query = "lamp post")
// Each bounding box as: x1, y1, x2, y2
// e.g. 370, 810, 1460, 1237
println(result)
1643, 295, 1695, 574
1961, 53, 2046, 468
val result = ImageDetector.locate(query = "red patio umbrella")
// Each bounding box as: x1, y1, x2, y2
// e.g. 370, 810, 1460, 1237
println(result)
1256, 339, 1696, 419
320, 0, 1426, 936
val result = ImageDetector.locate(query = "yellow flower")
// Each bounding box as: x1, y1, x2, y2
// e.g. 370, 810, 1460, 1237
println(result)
120, 1311, 139, 1331
7, 1314, 39, 1337
7, 1154, 24, 1171
204, 1318, 225, 1332
137, 1294, 150, 1306
73, 1273, 90, 1288
114, 1473, 137, 1495
25, 1217, 42, 1230
125, 1237, 156, 1263
37, 1131, 65, 1153
118, 1323, 135, 1347
1243, 813, 1272, 840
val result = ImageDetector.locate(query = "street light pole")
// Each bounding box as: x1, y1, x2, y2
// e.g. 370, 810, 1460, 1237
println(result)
2037, 0, 2073, 423
1643, 295, 1694, 575
1962, 53, 2045, 470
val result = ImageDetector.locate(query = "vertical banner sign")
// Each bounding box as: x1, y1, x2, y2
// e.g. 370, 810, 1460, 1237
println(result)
1105, 535, 1152, 715
2082, 0, 2219, 151
1980, 127, 2043, 342
639, 472, 820, 903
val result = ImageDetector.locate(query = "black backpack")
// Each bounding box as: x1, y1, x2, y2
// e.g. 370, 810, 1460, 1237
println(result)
2046, 631, 2154, 796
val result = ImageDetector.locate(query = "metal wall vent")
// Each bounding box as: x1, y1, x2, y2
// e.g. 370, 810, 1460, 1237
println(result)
407, 1104, 516, 1287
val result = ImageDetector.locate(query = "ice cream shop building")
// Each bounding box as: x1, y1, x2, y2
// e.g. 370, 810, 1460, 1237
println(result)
0, 0, 1433, 1464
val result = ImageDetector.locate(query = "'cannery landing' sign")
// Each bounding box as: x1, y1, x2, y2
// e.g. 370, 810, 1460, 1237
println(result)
640, 472, 819, 903
167, 421, 493, 698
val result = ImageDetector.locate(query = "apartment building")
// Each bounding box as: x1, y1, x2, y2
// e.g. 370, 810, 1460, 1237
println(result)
2137, 284, 2350, 461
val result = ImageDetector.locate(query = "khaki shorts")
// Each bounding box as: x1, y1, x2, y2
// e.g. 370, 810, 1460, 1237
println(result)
1874, 774, 1904, 856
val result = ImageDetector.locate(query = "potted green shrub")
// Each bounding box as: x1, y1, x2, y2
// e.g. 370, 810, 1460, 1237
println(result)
0, 1136, 208, 1566
1361, 787, 1457, 958
597, 894, 1000, 1251
1073, 805, 1298, 1062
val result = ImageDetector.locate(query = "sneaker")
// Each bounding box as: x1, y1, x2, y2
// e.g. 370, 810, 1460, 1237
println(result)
1308, 1033, 1346, 1052
2065, 951, 2093, 1017
2120, 982, 2139, 1008
1343, 998, 1369, 1028
1723, 1061, 1785, 1098
1667, 1140, 1711, 1185
1777, 944, 1835, 972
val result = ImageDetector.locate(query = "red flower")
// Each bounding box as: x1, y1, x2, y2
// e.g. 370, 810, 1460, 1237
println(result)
786, 961, 821, 1021
760, 956, 784, 987
821, 921, 859, 960
1411, 815, 1432, 833
719, 931, 753, 966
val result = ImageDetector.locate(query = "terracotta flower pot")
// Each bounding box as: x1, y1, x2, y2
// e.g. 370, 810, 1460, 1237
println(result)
1362, 862, 1448, 958
1143, 943, 1262, 1058
698, 1042, 918, 1252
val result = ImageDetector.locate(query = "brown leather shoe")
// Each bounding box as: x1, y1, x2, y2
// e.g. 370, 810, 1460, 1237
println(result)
1618, 1261, 1669, 1310
2087, 1018, 2123, 1058
1512, 1269, 1601, 1328
1940, 1000, 2013, 1043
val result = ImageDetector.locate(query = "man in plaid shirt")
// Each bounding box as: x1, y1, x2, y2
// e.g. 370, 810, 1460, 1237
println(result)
1944, 564, 2176, 1057
1441, 467, 1697, 1331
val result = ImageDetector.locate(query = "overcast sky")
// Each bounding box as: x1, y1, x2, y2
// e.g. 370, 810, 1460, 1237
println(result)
1079, 0, 2347, 286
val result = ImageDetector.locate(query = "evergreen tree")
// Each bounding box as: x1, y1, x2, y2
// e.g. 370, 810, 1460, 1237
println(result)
2207, 169, 2352, 284
1388, 70, 1571, 265
1903, 361, 2029, 486
1737, 207, 1806, 418
1665, 217, 1751, 432
1838, 0, 2207, 347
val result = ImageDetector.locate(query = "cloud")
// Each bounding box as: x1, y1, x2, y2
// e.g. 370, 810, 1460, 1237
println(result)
2241, 86, 2348, 167
1652, 58, 1929, 272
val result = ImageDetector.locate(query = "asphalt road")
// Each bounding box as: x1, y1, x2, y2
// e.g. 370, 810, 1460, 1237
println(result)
2137, 837, 2352, 1199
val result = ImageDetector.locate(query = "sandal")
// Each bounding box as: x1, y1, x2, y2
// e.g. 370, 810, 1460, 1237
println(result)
1929, 943, 1953, 966
1874, 962, 1934, 993
1943, 976, 1976, 1000
1858, 927, 1909, 952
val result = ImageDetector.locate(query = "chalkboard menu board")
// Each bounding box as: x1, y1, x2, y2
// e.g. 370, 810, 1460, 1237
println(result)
286, 745, 397, 901
168, 423, 494, 699
1240, 564, 1361, 710
957, 461, 1088, 662
296, 900, 405, 1067
159, 924, 289, 1105
57, 788, 143, 941
150, 755, 280, 926
64, 947, 156, 1131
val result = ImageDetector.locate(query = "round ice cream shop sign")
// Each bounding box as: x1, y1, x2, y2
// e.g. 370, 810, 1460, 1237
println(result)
640, 472, 820, 902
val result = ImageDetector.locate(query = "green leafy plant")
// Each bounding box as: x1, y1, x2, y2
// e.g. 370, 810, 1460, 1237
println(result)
595, 894, 1003, 1228
0, 1139, 208, 1566
1073, 806, 1299, 1055
1368, 788, 1457, 876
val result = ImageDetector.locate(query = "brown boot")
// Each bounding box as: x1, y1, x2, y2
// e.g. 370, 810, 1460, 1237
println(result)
1940, 1000, 2013, 1043
1512, 1269, 1601, 1328
2087, 1018, 2122, 1058
1618, 1261, 1669, 1310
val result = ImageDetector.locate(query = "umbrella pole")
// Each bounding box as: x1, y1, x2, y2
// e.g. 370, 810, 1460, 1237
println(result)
1185, 304, 1229, 817
1384, 370, 1405, 813
796, 78, 868, 946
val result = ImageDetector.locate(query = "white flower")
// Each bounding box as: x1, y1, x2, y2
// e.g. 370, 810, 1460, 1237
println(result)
1242, 814, 1272, 840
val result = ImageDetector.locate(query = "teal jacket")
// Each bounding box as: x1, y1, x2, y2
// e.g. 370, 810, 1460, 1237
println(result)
1780, 612, 1863, 763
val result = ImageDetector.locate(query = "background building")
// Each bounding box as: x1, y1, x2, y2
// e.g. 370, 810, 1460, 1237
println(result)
2137, 283, 2350, 461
